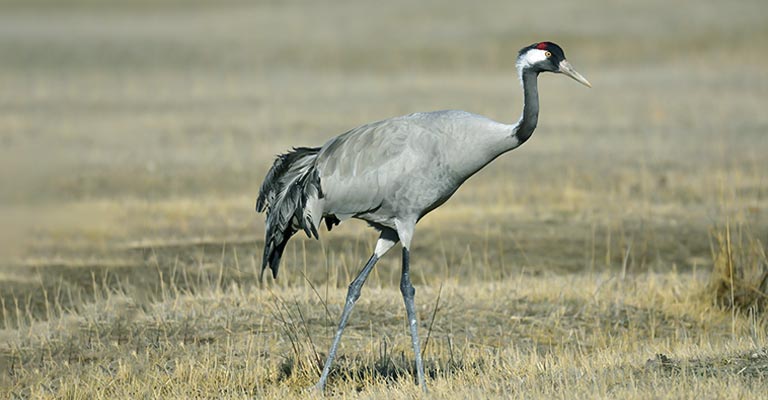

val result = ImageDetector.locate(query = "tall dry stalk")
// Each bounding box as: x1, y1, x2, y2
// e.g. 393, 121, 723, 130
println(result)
707, 221, 768, 314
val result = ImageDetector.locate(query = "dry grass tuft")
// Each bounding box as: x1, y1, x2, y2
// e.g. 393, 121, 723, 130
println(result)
707, 222, 768, 314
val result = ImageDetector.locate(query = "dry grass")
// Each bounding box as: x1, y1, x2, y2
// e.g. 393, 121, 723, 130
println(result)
707, 222, 768, 313
1, 0, 768, 398
3, 270, 767, 399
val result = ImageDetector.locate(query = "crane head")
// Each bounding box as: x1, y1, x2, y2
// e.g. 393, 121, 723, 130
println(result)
517, 42, 591, 88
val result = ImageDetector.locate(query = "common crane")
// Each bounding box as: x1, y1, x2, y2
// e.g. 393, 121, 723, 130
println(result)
256, 41, 591, 392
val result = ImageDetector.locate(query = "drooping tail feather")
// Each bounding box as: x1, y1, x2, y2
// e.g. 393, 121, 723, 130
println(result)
256, 147, 322, 280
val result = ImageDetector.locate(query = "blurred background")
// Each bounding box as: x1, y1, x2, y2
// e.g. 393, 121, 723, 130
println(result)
0, 0, 767, 300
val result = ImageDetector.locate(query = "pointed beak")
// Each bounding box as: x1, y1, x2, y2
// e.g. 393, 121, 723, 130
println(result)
558, 60, 592, 88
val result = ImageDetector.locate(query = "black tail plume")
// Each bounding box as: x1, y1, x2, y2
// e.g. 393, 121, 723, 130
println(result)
256, 147, 322, 280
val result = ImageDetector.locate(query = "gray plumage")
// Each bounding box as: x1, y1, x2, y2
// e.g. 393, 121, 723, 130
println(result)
256, 146, 322, 278
255, 41, 591, 393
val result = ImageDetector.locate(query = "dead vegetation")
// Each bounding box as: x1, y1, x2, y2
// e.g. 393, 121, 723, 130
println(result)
2, 270, 766, 399
707, 222, 768, 313
646, 348, 768, 379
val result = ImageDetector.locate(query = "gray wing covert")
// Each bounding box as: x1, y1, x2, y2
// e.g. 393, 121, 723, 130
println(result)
315, 118, 423, 219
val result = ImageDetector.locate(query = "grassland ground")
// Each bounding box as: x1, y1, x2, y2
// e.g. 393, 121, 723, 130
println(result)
3, 268, 768, 398
1, 0, 768, 398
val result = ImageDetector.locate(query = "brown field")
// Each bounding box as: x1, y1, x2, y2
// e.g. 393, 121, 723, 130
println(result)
1, 0, 768, 398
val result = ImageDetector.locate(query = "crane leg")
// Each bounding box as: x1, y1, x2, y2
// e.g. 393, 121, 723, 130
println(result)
314, 229, 398, 391
400, 247, 428, 393
314, 254, 377, 391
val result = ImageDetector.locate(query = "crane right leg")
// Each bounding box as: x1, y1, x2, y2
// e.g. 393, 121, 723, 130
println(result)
314, 228, 399, 391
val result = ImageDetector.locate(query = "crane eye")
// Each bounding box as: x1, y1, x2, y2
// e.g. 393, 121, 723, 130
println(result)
544, 51, 552, 58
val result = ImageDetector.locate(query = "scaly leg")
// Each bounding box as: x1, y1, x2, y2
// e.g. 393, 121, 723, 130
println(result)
400, 247, 428, 392
314, 229, 398, 391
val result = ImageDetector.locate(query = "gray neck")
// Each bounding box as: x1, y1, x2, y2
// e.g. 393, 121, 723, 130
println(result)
514, 68, 539, 145
453, 66, 541, 181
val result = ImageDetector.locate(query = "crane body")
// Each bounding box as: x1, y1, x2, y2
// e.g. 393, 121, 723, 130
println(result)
318, 111, 515, 228
256, 41, 591, 392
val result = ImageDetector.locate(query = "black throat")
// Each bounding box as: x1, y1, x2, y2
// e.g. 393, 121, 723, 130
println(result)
514, 68, 540, 145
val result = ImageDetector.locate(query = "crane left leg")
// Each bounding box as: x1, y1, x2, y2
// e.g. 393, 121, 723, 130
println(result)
313, 228, 398, 392
400, 246, 428, 393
